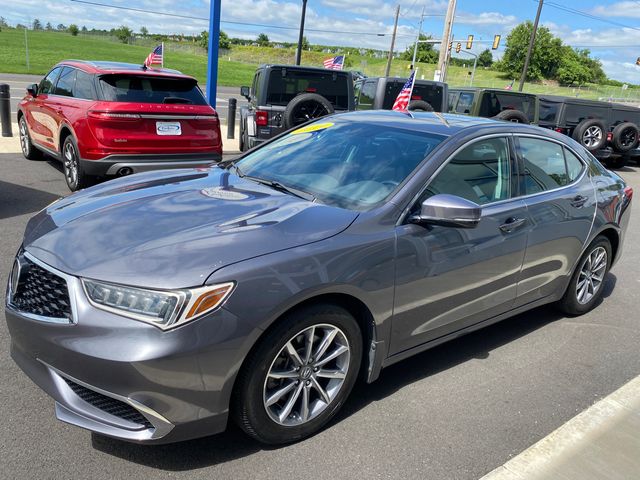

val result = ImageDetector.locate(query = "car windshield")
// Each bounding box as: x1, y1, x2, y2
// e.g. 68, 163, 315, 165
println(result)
266, 69, 350, 109
98, 75, 207, 105
234, 119, 446, 210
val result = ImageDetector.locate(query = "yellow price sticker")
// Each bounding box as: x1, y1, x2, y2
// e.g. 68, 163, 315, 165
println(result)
291, 122, 334, 135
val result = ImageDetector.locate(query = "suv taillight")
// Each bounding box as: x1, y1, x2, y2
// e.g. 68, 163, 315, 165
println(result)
255, 110, 268, 126
607, 132, 613, 142
88, 111, 141, 120
624, 186, 633, 201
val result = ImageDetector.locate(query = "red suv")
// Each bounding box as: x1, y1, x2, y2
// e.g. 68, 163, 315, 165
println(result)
17, 60, 223, 191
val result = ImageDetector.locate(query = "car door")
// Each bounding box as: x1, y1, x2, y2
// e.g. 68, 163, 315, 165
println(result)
48, 67, 80, 153
513, 135, 596, 306
25, 66, 62, 151
390, 135, 529, 355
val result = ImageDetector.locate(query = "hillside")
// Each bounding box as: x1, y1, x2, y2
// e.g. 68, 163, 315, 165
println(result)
0, 27, 637, 101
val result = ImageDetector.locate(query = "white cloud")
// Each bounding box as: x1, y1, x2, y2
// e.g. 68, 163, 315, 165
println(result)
592, 1, 640, 18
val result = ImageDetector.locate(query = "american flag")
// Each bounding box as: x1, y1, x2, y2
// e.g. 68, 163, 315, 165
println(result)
323, 55, 344, 70
392, 70, 416, 111
505, 79, 514, 90
144, 44, 163, 68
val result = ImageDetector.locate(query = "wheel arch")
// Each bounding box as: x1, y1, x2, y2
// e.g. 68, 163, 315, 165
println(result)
595, 226, 620, 263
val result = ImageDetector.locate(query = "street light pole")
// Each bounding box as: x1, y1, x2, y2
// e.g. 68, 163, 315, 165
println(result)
384, 5, 401, 77
295, 0, 308, 66
518, 0, 544, 92
411, 6, 426, 70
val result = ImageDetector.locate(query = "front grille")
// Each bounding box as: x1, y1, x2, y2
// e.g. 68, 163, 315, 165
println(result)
63, 378, 153, 429
11, 259, 72, 320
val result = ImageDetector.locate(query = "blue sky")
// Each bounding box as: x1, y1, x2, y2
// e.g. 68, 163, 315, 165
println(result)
4, 0, 640, 82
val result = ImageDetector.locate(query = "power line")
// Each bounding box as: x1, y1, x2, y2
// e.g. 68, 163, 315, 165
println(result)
69, 0, 415, 37
543, 1, 640, 33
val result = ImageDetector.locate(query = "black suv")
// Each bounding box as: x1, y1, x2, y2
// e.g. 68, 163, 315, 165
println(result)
448, 87, 538, 124
354, 77, 448, 112
239, 65, 354, 151
538, 95, 640, 165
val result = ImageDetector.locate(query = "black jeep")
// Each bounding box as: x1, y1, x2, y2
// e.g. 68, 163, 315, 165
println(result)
353, 77, 448, 112
448, 87, 538, 124
538, 95, 640, 166
239, 65, 354, 151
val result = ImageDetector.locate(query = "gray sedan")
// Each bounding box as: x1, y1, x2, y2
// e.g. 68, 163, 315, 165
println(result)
5, 111, 632, 445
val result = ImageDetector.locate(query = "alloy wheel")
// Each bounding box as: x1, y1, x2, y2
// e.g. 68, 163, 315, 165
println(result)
64, 141, 78, 188
576, 246, 607, 305
582, 126, 603, 148
290, 101, 332, 126
263, 323, 350, 426
19, 119, 29, 156
620, 128, 637, 148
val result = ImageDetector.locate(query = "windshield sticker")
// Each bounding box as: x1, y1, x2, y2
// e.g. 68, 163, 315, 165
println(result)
277, 133, 313, 146
291, 122, 334, 135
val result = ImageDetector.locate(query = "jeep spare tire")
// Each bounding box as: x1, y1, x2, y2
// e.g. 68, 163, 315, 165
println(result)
407, 100, 434, 112
611, 122, 639, 153
283, 93, 335, 129
493, 109, 529, 124
572, 118, 607, 152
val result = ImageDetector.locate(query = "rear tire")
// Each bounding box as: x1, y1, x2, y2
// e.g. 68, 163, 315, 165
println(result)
493, 109, 530, 124
572, 118, 607, 152
233, 304, 362, 445
408, 100, 434, 112
18, 116, 44, 160
62, 135, 92, 192
558, 236, 612, 316
611, 122, 639, 153
283, 93, 334, 129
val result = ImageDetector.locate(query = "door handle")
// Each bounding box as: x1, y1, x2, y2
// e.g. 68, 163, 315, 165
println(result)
571, 195, 588, 208
499, 217, 526, 233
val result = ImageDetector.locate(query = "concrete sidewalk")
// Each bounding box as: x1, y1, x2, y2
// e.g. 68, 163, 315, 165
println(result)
482, 374, 640, 480
0, 122, 239, 154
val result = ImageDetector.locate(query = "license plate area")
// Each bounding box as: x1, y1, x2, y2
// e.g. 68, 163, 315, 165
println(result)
156, 121, 182, 136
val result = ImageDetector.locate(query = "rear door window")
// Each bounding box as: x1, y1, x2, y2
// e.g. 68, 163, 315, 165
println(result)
565, 104, 609, 125
518, 137, 578, 194
358, 80, 376, 109
98, 75, 208, 105
39, 67, 62, 95
382, 82, 444, 111
265, 69, 350, 109
538, 101, 560, 124
54, 67, 76, 97
454, 92, 474, 114
480, 92, 535, 122
73, 71, 95, 100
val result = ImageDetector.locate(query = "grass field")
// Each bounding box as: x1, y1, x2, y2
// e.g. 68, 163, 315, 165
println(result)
1, 27, 638, 101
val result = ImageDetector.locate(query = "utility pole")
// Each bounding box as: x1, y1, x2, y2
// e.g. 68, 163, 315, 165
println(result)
295, 0, 308, 66
24, 26, 30, 71
518, 0, 544, 92
385, 5, 401, 77
436, 0, 457, 81
411, 6, 426, 70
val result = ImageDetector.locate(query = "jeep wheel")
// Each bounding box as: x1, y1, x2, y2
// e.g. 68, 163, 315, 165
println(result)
283, 93, 334, 129
611, 122, 639, 153
493, 109, 529, 124
572, 118, 607, 152
407, 100, 434, 112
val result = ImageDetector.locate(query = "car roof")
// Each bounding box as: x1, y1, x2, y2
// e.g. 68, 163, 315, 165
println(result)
258, 64, 351, 74
450, 87, 535, 96
367, 77, 446, 87
58, 60, 193, 79
540, 94, 639, 111
332, 110, 553, 137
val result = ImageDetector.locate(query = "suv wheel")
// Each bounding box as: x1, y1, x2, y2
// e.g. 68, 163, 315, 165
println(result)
233, 304, 362, 444
283, 93, 335, 129
62, 135, 92, 191
408, 100, 434, 112
493, 109, 529, 124
558, 236, 611, 316
572, 119, 607, 151
18, 116, 43, 160
611, 122, 639, 153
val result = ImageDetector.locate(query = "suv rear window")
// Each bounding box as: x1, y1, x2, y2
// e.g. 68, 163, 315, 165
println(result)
266, 70, 350, 109
382, 82, 445, 111
564, 103, 608, 125
479, 92, 536, 122
539, 101, 560, 125
98, 75, 207, 105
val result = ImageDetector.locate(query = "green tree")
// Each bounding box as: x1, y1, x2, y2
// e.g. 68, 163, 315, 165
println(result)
114, 25, 133, 44
401, 34, 438, 64
46, 22, 53, 31
301, 36, 310, 50
0, 17, 8, 28
256, 33, 270, 47
498, 21, 563, 81
81, 25, 87, 33
199, 30, 209, 50
219, 30, 231, 49
32, 19, 43, 30
68, 24, 79, 36
140, 26, 148, 37
477, 49, 493, 67
57, 23, 66, 31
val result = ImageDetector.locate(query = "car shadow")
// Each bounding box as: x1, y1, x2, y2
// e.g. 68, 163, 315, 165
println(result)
90, 274, 617, 470
0, 179, 62, 220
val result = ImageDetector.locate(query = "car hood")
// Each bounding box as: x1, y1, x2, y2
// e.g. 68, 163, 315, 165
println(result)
23, 168, 358, 289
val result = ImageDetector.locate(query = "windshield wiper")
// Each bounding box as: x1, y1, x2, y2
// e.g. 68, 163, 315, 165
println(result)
244, 175, 316, 202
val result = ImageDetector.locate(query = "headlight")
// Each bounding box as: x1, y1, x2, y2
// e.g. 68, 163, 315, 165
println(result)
82, 279, 235, 330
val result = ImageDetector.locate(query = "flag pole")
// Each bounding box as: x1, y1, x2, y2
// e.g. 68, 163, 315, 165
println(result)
407, 69, 417, 104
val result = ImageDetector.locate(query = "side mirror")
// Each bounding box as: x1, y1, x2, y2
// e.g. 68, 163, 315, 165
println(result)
240, 86, 250, 100
409, 194, 481, 228
27, 84, 38, 97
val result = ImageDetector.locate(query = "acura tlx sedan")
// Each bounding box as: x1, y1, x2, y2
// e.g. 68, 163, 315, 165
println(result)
6, 111, 632, 445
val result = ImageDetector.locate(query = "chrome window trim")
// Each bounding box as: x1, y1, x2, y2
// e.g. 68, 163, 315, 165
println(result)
6, 251, 79, 325
398, 132, 515, 225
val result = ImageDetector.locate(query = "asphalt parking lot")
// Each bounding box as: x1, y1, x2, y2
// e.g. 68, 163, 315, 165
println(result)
1, 152, 639, 480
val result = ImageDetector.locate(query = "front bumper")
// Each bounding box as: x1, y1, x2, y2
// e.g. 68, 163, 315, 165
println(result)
5, 254, 251, 444
81, 152, 222, 177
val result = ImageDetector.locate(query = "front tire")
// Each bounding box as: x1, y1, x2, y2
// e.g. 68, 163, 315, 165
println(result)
19, 116, 43, 160
62, 135, 92, 191
558, 236, 612, 316
233, 304, 362, 445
